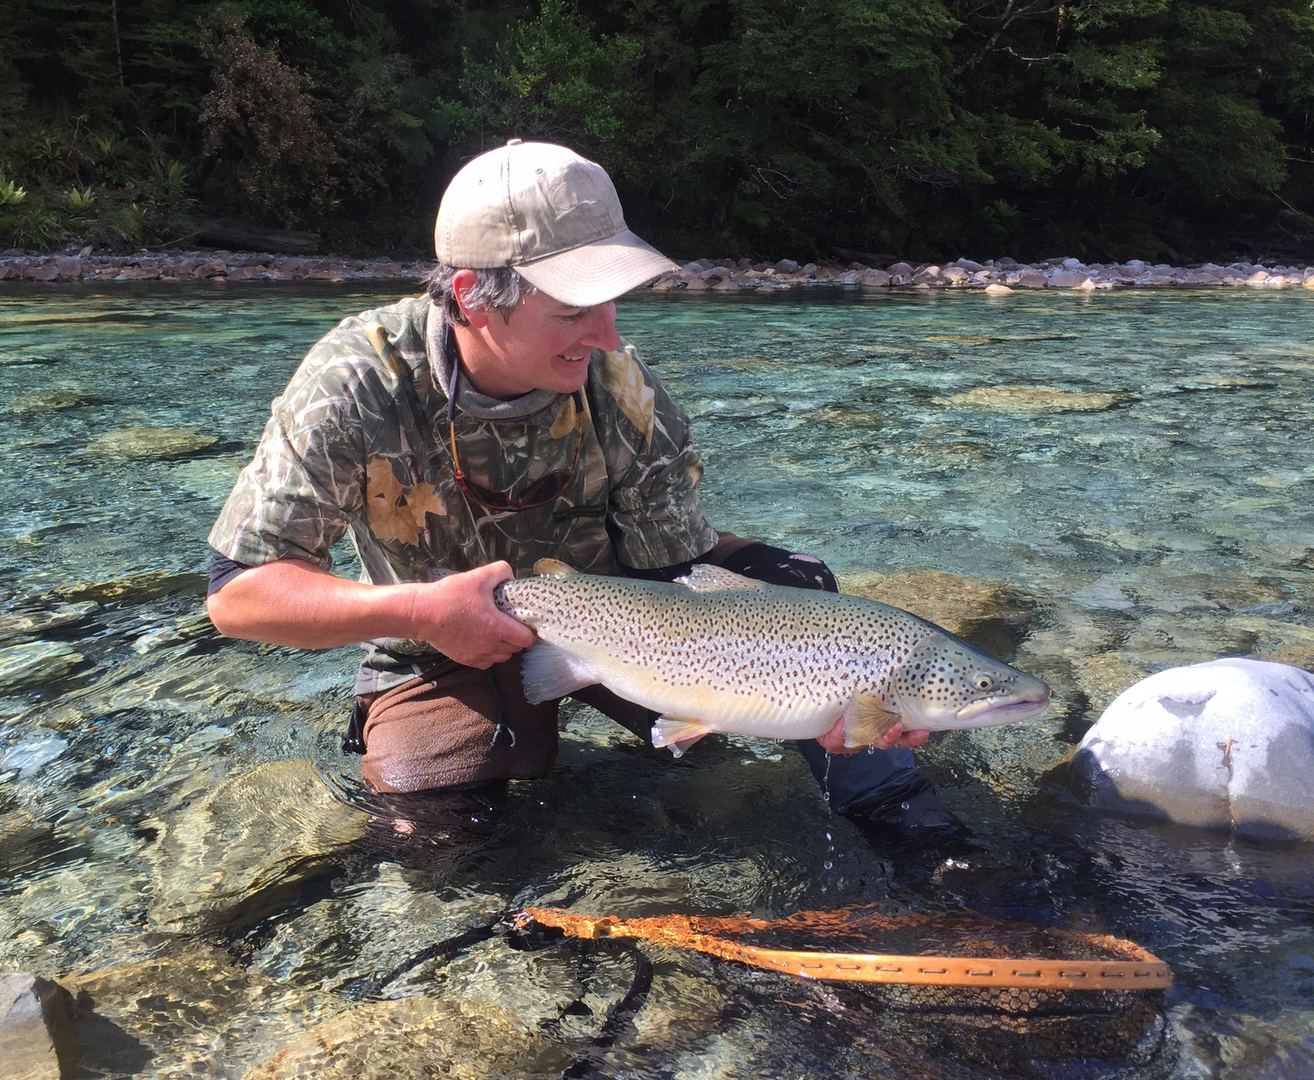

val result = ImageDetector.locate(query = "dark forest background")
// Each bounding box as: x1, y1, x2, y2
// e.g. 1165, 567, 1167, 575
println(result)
2, 0, 1313, 264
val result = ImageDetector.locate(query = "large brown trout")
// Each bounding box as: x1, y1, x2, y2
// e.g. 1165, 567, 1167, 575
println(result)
494, 560, 1050, 755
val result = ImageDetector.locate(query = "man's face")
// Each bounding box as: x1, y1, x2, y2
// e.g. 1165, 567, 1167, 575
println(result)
459, 286, 621, 400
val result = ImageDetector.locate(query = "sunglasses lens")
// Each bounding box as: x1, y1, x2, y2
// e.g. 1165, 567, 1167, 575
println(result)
465, 482, 511, 509
518, 470, 569, 506
450, 395, 582, 512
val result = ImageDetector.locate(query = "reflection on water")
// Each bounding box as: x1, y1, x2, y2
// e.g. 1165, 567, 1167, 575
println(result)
1, 284, 1312, 1077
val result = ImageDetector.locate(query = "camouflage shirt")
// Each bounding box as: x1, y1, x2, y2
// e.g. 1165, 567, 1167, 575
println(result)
208, 295, 719, 692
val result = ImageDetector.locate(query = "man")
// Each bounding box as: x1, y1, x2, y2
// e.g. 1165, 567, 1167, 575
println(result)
206, 139, 956, 844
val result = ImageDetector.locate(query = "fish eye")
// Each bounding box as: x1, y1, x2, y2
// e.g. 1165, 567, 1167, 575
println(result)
973, 673, 996, 691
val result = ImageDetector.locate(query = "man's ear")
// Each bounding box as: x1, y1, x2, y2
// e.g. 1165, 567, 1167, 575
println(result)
451, 268, 491, 329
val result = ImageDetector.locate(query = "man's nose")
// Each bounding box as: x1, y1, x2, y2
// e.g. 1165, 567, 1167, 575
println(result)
578, 301, 620, 352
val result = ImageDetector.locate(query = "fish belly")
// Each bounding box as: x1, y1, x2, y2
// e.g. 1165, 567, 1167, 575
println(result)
541, 630, 845, 741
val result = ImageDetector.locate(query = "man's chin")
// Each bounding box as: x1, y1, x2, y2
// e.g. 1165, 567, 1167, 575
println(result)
549, 361, 591, 394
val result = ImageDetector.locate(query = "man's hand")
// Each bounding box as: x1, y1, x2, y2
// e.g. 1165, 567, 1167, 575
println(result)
817, 716, 930, 755
207, 557, 535, 666
410, 561, 536, 669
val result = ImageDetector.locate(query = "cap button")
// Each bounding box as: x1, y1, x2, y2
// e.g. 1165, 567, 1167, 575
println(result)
506, 138, 523, 146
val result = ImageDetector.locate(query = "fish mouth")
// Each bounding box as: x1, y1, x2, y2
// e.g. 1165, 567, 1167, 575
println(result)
955, 691, 1051, 723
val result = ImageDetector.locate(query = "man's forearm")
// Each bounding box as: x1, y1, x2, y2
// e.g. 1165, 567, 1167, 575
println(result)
205, 558, 538, 668
206, 558, 422, 649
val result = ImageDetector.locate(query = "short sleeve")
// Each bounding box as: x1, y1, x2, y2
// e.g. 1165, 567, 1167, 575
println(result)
207, 341, 370, 570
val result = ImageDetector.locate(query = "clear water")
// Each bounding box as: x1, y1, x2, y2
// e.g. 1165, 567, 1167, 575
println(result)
1, 283, 1312, 1078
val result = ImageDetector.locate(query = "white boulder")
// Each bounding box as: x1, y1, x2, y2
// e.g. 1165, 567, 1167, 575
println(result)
1069, 659, 1314, 840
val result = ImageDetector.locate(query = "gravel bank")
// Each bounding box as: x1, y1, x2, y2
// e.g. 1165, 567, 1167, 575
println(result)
3, 248, 1314, 291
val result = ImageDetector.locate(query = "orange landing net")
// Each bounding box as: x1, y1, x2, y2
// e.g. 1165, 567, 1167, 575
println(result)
519, 907, 1172, 991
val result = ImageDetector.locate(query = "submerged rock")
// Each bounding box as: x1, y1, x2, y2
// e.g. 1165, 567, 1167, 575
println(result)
845, 569, 1033, 660
941, 387, 1136, 412
86, 426, 217, 460
0, 733, 69, 777
10, 390, 98, 413
0, 642, 85, 694
53, 569, 206, 605
145, 758, 369, 933
60, 942, 288, 1075
1069, 658, 1314, 840
240, 996, 572, 1080
0, 972, 84, 1079
0, 602, 98, 646
247, 863, 506, 993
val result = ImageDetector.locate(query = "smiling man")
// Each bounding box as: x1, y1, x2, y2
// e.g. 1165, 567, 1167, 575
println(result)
206, 139, 954, 847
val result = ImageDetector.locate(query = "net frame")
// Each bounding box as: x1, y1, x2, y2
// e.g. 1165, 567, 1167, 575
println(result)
519, 907, 1171, 990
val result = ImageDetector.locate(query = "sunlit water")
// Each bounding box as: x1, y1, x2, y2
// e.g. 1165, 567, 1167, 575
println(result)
1, 283, 1312, 1078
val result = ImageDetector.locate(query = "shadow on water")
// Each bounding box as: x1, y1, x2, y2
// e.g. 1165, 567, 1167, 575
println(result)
1, 284, 1313, 1077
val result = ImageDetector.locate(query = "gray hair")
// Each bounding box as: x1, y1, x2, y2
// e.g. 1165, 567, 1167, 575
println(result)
424, 263, 536, 325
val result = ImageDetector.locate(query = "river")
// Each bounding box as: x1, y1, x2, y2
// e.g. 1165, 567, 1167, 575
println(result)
1, 283, 1312, 1078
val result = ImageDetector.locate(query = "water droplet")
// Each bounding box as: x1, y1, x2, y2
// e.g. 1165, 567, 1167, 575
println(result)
823, 860, 833, 870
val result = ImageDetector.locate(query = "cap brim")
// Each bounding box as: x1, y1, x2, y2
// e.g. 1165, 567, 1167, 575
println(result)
515, 230, 679, 307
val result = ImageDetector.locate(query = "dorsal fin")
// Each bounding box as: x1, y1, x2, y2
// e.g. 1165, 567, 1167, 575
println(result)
675, 564, 767, 592
534, 558, 578, 578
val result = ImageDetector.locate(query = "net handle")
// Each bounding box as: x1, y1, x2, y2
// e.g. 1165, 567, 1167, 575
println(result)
520, 908, 1172, 990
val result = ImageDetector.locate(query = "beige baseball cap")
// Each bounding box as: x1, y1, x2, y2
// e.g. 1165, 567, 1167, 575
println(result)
435, 139, 678, 307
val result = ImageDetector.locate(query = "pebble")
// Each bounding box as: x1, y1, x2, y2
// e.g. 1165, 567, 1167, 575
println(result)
2, 249, 1312, 292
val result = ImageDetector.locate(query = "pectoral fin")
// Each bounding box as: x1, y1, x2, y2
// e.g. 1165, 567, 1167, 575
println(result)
520, 641, 596, 703
651, 716, 712, 758
842, 693, 903, 748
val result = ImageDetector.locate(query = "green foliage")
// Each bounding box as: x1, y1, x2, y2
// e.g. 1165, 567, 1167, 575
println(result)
456, 0, 646, 147
0, 196, 63, 248
198, 8, 340, 226
0, 172, 26, 206
0, 0, 1309, 259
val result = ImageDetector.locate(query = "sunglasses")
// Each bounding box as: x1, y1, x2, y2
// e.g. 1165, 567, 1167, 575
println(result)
448, 389, 585, 512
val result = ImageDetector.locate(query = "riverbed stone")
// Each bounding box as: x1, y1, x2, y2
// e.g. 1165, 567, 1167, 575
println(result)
53, 569, 206, 604
247, 862, 507, 993
0, 972, 83, 1079
241, 996, 572, 1080
0, 642, 85, 695
1074, 653, 1152, 719
942, 387, 1134, 412
86, 425, 217, 460
10, 390, 97, 413
59, 942, 291, 1074
1069, 659, 1314, 840
0, 603, 98, 647
1225, 617, 1314, 674
145, 758, 369, 933
844, 570, 1033, 660
0, 732, 69, 777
